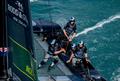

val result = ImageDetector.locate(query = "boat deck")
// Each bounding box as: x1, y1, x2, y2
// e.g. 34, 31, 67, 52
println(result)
33, 34, 84, 81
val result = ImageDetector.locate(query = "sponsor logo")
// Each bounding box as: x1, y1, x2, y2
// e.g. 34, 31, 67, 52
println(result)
8, 0, 28, 27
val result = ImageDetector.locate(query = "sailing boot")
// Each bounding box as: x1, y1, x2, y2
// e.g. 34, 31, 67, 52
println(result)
38, 60, 46, 69
48, 62, 55, 71
48, 58, 58, 71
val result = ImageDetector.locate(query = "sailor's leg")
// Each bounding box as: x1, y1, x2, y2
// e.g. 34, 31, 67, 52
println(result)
42, 34, 48, 41
75, 58, 81, 68
81, 58, 91, 80
43, 53, 51, 62
72, 58, 77, 66
38, 53, 51, 68
82, 58, 88, 69
48, 56, 59, 71
49, 59, 58, 67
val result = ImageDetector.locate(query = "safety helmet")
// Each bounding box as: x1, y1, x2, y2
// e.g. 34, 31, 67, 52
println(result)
69, 17, 75, 22
79, 41, 84, 46
51, 39, 56, 45
71, 43, 76, 49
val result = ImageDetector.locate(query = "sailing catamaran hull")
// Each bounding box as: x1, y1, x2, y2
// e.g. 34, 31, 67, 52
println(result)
33, 19, 107, 81
59, 54, 106, 81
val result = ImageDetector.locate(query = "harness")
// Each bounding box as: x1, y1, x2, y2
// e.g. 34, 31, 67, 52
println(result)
47, 43, 60, 56
74, 47, 85, 59
65, 26, 74, 37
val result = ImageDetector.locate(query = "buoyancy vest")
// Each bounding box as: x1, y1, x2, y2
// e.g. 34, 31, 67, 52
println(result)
65, 26, 74, 37
74, 47, 85, 59
48, 43, 60, 55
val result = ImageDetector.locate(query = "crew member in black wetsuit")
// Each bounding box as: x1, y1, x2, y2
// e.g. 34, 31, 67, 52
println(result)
63, 17, 77, 42
66, 43, 77, 63
66, 41, 89, 68
48, 40, 66, 71
38, 39, 66, 71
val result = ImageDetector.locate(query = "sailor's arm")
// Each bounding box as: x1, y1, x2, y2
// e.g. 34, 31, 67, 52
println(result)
63, 29, 69, 40
84, 53, 88, 58
70, 26, 77, 40
84, 47, 89, 62
84, 53, 90, 63
66, 52, 74, 63
54, 48, 66, 55
71, 32, 76, 40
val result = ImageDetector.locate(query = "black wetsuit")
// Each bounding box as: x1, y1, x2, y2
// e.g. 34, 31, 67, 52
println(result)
39, 42, 60, 67
48, 43, 59, 55
47, 42, 61, 64
62, 22, 77, 50
74, 46, 87, 59
74, 46, 88, 68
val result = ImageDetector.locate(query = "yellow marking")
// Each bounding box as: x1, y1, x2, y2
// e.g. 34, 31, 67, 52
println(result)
9, 36, 31, 54
9, 36, 37, 80
13, 63, 34, 81
26, 65, 34, 76
9, 36, 37, 63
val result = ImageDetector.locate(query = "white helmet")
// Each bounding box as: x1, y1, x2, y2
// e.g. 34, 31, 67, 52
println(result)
51, 39, 56, 45
70, 17, 75, 22
71, 43, 76, 49
79, 41, 84, 45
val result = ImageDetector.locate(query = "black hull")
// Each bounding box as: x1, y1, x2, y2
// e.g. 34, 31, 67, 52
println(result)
59, 54, 106, 81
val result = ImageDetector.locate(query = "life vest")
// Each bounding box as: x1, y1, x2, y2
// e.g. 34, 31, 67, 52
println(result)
48, 43, 60, 55
65, 25, 75, 37
74, 47, 85, 59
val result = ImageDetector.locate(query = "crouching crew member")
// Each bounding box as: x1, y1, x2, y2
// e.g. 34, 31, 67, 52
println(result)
38, 39, 66, 71
66, 41, 89, 69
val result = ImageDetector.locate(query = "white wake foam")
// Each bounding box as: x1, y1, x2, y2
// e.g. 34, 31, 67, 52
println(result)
111, 68, 120, 81
30, 0, 38, 2
76, 14, 120, 37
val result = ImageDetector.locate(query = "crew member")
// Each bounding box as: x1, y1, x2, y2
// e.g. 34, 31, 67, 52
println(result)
63, 17, 77, 42
38, 39, 66, 71
66, 41, 89, 68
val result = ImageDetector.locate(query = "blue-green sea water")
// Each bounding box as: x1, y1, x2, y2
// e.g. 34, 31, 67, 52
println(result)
30, 0, 120, 81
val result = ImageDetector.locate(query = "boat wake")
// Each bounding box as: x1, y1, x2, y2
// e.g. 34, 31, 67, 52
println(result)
30, 0, 38, 2
111, 68, 120, 81
76, 13, 120, 37
111, 75, 120, 81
